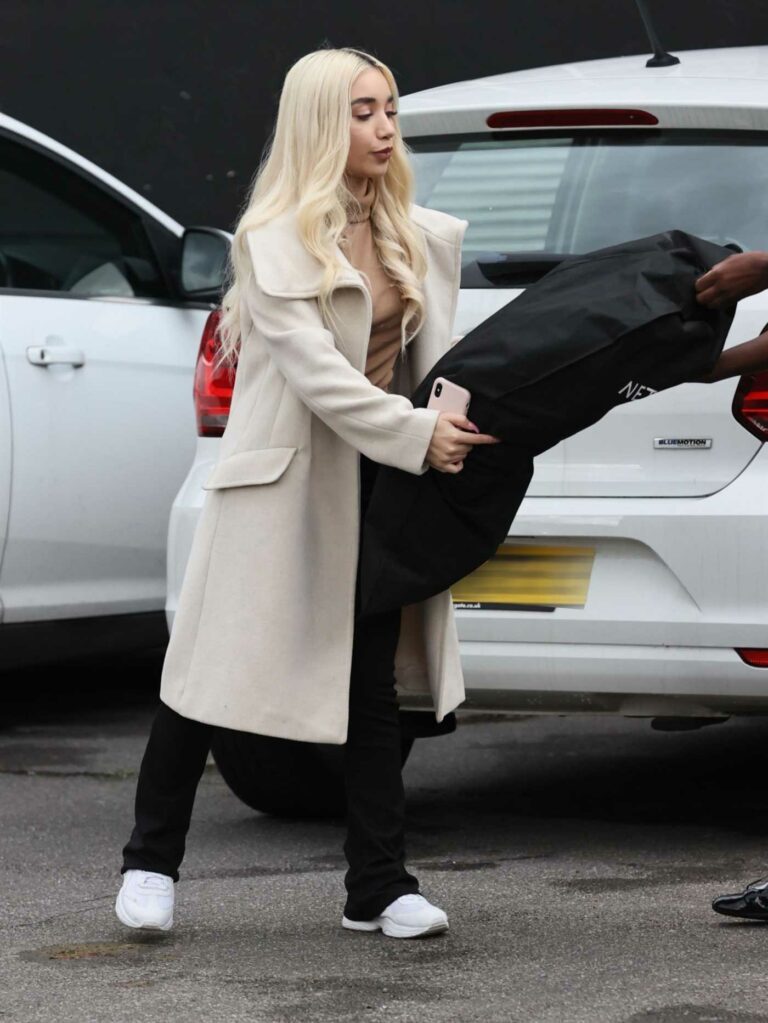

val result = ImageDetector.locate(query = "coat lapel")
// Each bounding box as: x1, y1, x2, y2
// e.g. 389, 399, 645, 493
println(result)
249, 207, 365, 298
247, 207, 370, 371
247, 202, 466, 377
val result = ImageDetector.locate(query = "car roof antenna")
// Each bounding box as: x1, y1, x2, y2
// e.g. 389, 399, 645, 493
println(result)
634, 0, 680, 67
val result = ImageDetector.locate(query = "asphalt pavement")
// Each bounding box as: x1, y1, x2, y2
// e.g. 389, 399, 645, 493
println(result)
2, 654, 768, 1023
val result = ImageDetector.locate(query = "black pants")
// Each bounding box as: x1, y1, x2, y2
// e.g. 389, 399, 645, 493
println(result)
121, 454, 419, 921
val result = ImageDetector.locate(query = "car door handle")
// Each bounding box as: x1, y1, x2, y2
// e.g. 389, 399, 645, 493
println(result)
26, 346, 86, 368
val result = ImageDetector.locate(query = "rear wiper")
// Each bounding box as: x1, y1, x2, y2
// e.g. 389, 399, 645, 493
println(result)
468, 241, 743, 289
472, 252, 570, 286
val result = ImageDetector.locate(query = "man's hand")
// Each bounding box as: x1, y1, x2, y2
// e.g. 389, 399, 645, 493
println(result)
426, 412, 500, 474
691, 329, 768, 384
696, 252, 768, 308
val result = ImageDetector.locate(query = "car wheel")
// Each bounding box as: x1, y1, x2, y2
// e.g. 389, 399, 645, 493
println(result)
211, 730, 415, 818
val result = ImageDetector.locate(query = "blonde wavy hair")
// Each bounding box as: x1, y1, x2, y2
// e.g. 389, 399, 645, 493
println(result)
216, 46, 427, 370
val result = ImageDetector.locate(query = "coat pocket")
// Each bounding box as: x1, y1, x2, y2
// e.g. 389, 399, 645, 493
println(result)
202, 446, 298, 490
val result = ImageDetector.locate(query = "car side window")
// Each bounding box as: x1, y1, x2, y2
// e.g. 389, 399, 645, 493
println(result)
0, 135, 169, 299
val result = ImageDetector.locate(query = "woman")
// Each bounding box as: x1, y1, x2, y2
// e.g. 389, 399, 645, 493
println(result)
115, 46, 498, 939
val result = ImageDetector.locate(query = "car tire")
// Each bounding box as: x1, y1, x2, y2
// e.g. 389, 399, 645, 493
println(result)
211, 730, 415, 818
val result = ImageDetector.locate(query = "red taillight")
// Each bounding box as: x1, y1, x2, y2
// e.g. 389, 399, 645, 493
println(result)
732, 371, 768, 441
486, 108, 659, 129
193, 309, 236, 437
736, 649, 768, 668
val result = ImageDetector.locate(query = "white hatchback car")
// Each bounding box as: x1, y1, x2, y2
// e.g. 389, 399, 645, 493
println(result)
169, 46, 768, 815
0, 114, 229, 668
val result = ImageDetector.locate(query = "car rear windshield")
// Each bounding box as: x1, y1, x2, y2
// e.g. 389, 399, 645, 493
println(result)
406, 130, 768, 287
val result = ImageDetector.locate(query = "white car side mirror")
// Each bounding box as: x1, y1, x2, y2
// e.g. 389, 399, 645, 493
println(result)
180, 227, 231, 300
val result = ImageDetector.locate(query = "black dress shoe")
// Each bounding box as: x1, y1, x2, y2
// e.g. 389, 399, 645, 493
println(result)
712, 878, 768, 920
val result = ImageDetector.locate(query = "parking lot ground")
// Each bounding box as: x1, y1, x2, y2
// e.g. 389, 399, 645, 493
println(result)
2, 656, 768, 1023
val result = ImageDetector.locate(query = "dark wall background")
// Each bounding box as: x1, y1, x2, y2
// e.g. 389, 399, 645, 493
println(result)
1, 1, 767, 229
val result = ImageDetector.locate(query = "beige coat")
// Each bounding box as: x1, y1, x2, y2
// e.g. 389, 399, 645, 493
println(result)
160, 202, 469, 744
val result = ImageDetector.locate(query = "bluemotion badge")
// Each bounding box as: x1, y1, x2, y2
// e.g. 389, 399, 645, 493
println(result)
654, 438, 713, 449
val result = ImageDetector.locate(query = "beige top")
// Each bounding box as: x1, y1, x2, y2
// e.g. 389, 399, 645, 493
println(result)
339, 178, 405, 392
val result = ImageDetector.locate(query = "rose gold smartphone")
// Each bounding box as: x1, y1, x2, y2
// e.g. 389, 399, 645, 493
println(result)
427, 376, 472, 414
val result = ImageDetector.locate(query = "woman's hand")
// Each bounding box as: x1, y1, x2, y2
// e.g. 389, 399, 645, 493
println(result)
426, 412, 501, 474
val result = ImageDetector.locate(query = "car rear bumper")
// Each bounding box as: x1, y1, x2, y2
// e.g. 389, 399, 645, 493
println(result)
456, 640, 768, 717
166, 441, 768, 713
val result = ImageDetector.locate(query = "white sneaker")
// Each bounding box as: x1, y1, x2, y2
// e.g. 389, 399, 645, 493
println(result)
342, 893, 449, 939
115, 869, 174, 931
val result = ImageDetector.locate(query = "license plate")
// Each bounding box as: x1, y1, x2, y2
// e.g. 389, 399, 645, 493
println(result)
451, 543, 596, 611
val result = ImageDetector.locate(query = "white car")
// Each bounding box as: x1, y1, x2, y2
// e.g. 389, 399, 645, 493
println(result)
169, 46, 768, 815
0, 114, 229, 668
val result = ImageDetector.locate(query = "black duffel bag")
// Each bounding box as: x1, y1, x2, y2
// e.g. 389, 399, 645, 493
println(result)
359, 230, 735, 616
